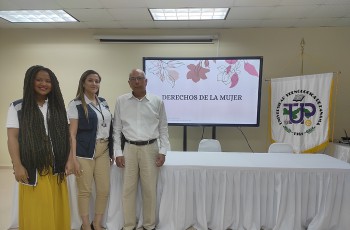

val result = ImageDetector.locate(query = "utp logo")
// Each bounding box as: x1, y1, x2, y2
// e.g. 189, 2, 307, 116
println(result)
275, 90, 324, 136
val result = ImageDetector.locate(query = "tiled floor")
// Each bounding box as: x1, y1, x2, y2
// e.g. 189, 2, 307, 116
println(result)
0, 168, 16, 230
0, 168, 197, 230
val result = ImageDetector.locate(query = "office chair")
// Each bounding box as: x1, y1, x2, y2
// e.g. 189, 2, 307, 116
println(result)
198, 139, 222, 152
268, 142, 294, 153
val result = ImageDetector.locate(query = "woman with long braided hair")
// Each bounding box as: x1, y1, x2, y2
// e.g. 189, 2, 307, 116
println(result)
68, 70, 113, 230
6, 65, 73, 230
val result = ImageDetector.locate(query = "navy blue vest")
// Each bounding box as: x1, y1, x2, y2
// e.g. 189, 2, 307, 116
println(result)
73, 97, 113, 158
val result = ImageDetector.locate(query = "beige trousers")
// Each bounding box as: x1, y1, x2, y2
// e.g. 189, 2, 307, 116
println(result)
76, 140, 110, 216
122, 142, 159, 230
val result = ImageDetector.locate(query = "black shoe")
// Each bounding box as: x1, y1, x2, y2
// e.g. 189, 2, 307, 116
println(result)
143, 227, 156, 230
91, 222, 95, 230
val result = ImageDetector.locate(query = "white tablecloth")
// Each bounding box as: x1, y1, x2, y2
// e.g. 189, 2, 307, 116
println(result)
9, 152, 350, 230
326, 142, 350, 163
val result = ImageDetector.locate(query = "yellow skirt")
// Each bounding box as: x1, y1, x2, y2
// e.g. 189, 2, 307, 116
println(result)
18, 172, 71, 230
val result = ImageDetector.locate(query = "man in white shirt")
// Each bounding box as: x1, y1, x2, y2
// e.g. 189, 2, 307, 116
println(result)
113, 69, 170, 230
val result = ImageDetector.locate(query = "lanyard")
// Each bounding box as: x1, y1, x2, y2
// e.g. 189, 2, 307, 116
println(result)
90, 101, 107, 127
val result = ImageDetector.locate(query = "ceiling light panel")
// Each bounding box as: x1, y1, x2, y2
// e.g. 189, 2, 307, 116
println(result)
149, 8, 229, 21
0, 10, 78, 23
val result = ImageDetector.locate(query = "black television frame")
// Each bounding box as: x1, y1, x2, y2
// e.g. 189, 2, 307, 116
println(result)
143, 56, 263, 127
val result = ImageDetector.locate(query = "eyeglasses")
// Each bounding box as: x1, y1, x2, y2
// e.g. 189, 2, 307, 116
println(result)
129, 76, 145, 82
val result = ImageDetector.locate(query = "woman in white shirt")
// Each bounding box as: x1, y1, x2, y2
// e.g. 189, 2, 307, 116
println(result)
6, 65, 72, 230
67, 70, 113, 230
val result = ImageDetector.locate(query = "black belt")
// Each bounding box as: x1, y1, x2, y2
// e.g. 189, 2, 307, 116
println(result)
125, 139, 156, 146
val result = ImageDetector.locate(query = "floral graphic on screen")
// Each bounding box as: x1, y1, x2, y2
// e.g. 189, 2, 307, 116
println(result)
244, 62, 259, 77
217, 59, 260, 88
146, 59, 259, 88
146, 60, 185, 87
186, 60, 210, 83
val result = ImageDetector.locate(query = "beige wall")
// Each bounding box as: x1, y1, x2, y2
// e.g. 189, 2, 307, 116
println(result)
1, 27, 349, 166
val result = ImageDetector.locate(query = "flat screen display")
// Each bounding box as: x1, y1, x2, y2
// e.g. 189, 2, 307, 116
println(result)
143, 56, 263, 126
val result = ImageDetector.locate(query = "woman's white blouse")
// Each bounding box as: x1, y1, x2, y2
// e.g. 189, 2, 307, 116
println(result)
6, 100, 49, 135
67, 95, 111, 139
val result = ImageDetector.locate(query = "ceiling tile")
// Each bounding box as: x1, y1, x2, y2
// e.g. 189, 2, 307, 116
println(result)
108, 8, 152, 21
2, 0, 61, 10
333, 17, 350, 26
99, 0, 148, 8
119, 20, 156, 29
50, 22, 89, 29
223, 19, 263, 28
294, 18, 339, 27
0, 0, 349, 29
227, 7, 273, 20
0, 0, 21, 10
55, 0, 104, 9
66, 9, 114, 21
306, 4, 350, 18
268, 5, 319, 19
154, 20, 189, 28
279, 0, 327, 5
260, 18, 300, 27
233, 0, 280, 7
188, 20, 225, 28
83, 20, 123, 29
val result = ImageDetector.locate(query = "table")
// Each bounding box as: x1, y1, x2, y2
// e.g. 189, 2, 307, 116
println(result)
9, 152, 350, 230
325, 142, 350, 163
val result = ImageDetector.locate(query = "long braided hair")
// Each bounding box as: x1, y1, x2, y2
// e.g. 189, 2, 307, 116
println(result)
75, 70, 101, 120
19, 65, 70, 183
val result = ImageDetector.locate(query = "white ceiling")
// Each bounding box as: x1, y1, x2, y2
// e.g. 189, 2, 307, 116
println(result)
1, 0, 350, 29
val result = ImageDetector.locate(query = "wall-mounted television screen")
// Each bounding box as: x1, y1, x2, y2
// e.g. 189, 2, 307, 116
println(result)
143, 56, 263, 126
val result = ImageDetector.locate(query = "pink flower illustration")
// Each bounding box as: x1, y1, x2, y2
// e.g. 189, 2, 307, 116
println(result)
187, 63, 210, 83
226, 65, 232, 74
204, 60, 210, 67
244, 62, 259, 77
230, 73, 239, 88
146, 60, 185, 87
226, 60, 238, 65
168, 69, 180, 81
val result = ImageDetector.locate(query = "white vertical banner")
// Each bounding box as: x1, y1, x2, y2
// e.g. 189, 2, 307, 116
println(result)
270, 73, 333, 153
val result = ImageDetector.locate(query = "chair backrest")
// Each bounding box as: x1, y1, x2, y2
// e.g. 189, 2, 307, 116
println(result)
268, 143, 294, 153
198, 139, 222, 152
